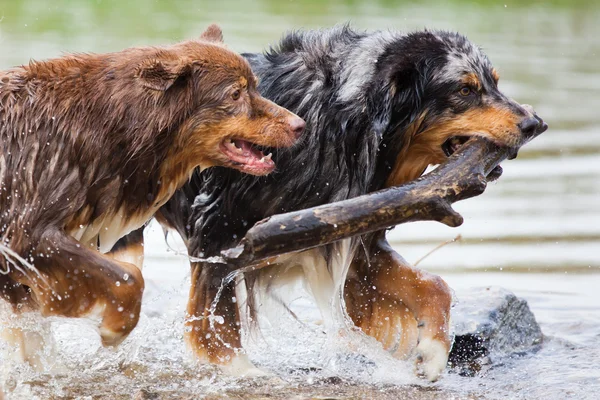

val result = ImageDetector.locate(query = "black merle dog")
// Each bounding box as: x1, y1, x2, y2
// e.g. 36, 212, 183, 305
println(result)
151, 26, 547, 381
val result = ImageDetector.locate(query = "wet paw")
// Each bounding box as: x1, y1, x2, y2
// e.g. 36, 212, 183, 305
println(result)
415, 338, 450, 382
219, 353, 268, 377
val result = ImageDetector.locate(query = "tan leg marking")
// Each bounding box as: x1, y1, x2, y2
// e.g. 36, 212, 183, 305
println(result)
345, 233, 452, 381
10, 230, 144, 347
184, 262, 241, 365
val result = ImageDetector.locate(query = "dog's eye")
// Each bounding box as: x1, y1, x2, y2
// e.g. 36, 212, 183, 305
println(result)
459, 87, 472, 97
232, 89, 241, 101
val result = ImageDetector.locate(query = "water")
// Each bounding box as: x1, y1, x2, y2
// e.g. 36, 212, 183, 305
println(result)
1, 0, 599, 398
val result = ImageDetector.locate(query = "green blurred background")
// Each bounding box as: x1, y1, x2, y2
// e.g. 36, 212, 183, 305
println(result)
1, 1, 599, 398
0, 0, 599, 271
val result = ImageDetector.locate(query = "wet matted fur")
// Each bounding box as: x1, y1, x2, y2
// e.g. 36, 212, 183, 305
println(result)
158, 25, 547, 380
0, 25, 304, 368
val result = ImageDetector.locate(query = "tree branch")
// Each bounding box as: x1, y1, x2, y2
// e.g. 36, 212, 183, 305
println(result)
221, 137, 513, 268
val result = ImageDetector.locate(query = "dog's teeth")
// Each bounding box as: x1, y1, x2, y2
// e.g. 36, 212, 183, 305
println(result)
265, 153, 272, 160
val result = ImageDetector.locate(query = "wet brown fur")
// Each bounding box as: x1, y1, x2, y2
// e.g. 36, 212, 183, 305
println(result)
0, 25, 301, 350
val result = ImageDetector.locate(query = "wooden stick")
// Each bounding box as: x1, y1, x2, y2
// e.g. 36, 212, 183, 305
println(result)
221, 137, 511, 268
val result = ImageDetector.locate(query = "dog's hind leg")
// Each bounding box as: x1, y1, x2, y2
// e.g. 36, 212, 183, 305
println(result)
10, 229, 144, 348
0, 317, 52, 371
0, 275, 58, 372
345, 231, 452, 382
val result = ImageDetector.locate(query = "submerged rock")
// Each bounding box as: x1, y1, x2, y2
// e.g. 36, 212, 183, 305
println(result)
448, 286, 543, 376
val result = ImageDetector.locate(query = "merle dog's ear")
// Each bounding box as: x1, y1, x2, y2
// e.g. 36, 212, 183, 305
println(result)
369, 67, 419, 140
135, 58, 192, 91
199, 24, 224, 43
388, 65, 425, 128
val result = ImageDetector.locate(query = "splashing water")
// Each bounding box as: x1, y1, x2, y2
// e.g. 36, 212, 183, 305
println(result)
0, 243, 52, 290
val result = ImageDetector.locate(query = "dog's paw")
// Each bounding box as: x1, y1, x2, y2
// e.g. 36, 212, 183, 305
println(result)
415, 338, 449, 382
219, 353, 268, 377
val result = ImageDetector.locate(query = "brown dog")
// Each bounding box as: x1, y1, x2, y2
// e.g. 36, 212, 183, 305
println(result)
0, 24, 304, 368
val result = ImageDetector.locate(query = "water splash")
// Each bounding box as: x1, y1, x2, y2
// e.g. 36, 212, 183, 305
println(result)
0, 243, 52, 290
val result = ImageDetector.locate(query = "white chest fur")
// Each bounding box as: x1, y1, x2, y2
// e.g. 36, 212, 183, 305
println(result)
69, 207, 151, 252
67, 180, 180, 253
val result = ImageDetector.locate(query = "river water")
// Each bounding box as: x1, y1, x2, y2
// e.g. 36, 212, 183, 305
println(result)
0, 0, 599, 399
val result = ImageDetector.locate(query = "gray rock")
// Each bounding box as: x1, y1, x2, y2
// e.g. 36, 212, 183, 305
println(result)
448, 286, 543, 376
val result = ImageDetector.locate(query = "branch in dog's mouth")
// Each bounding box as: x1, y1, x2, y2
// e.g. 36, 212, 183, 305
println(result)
219, 139, 274, 175
215, 136, 520, 268
442, 136, 470, 157
443, 135, 503, 181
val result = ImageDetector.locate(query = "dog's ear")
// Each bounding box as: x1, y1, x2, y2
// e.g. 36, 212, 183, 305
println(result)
387, 63, 426, 132
199, 24, 224, 43
135, 57, 192, 91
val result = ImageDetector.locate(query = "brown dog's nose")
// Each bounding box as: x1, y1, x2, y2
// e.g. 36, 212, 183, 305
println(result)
288, 116, 305, 139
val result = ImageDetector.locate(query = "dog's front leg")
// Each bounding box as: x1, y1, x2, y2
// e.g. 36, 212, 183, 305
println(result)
11, 230, 145, 348
345, 231, 452, 381
185, 261, 258, 374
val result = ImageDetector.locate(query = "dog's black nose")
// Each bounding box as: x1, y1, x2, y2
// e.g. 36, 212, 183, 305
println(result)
519, 116, 546, 139
537, 120, 548, 134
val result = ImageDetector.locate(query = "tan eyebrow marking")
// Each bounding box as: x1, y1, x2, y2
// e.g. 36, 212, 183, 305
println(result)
462, 72, 482, 91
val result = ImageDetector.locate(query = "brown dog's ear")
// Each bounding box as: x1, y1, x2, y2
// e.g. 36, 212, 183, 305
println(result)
199, 24, 224, 43
135, 58, 192, 91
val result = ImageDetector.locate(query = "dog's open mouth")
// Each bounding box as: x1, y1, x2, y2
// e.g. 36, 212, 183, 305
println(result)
220, 139, 274, 175
442, 135, 503, 181
442, 136, 470, 157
